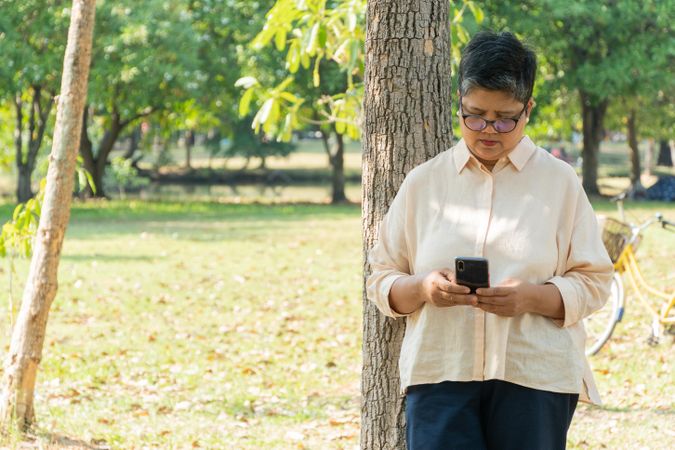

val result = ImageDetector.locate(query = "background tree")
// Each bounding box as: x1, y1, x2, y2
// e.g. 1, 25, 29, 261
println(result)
0, 0, 70, 203
79, 0, 201, 197
179, 0, 281, 171
484, 0, 675, 195
600, 1, 672, 196
236, 0, 365, 203
362, 0, 454, 447
0, 0, 95, 430
239, 0, 482, 204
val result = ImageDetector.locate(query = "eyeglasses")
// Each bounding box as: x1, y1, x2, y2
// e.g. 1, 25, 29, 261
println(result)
458, 97, 528, 133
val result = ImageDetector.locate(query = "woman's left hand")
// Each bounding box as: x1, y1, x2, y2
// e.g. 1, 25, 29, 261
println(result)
475, 278, 535, 317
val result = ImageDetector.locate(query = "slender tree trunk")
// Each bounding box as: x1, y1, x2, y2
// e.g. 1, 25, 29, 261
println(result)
92, 119, 123, 197
331, 131, 347, 204
79, 113, 124, 198
184, 129, 194, 169
626, 109, 644, 196
656, 139, 673, 166
123, 125, 141, 160
644, 138, 654, 177
78, 105, 97, 196
320, 129, 348, 204
0, 0, 95, 430
14, 87, 55, 203
362, 1, 453, 448
16, 166, 34, 204
579, 91, 607, 196
14, 98, 30, 202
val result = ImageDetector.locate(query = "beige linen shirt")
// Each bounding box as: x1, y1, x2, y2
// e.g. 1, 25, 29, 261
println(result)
367, 136, 613, 404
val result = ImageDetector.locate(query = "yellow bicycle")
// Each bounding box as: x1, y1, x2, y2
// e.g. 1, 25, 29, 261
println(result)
584, 194, 675, 356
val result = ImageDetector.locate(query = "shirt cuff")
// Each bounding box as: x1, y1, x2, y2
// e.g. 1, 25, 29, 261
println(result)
376, 273, 410, 318
546, 276, 579, 328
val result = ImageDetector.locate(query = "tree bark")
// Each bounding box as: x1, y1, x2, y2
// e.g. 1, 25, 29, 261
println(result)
626, 109, 645, 197
0, 0, 96, 431
16, 166, 34, 205
644, 138, 654, 177
14, 87, 55, 203
320, 129, 348, 204
123, 125, 141, 160
78, 112, 124, 198
580, 91, 607, 196
362, 1, 453, 448
78, 105, 97, 195
656, 139, 673, 167
184, 129, 195, 169
331, 131, 347, 204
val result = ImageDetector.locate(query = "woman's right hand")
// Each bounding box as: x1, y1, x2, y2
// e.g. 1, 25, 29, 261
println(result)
421, 269, 478, 307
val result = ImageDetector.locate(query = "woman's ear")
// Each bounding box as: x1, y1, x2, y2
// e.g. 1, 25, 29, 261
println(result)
528, 97, 536, 114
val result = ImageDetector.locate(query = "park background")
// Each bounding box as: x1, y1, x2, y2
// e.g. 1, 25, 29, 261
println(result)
0, 0, 673, 449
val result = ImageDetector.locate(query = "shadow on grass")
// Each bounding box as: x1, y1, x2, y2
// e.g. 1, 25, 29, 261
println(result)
18, 431, 109, 449
34, 200, 364, 241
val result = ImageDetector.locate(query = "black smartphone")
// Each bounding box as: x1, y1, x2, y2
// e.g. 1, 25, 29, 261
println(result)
454, 257, 489, 293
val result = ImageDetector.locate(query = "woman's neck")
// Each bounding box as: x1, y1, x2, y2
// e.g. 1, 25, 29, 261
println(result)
468, 149, 498, 171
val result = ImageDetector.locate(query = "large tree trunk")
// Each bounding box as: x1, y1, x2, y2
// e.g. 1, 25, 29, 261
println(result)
626, 109, 645, 197
0, 0, 95, 431
656, 139, 673, 167
362, 1, 453, 448
579, 91, 607, 196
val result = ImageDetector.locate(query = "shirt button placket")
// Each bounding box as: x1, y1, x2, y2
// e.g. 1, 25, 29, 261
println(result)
473, 167, 494, 381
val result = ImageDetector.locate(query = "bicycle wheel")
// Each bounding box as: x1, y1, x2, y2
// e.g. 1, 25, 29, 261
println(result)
584, 273, 624, 356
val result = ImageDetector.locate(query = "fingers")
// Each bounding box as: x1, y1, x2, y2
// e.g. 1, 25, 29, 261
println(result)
434, 292, 477, 307
438, 282, 471, 295
432, 271, 470, 295
426, 269, 476, 307
476, 287, 511, 297
475, 295, 509, 306
438, 268, 453, 278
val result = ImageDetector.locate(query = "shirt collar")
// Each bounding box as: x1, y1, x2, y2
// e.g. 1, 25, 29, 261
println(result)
453, 136, 536, 173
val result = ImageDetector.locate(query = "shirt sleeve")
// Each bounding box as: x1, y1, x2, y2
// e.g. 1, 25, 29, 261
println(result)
366, 178, 413, 318
547, 188, 614, 328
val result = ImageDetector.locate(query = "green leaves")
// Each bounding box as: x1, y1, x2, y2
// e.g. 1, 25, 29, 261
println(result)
0, 178, 45, 258
240, 0, 482, 144
466, 1, 484, 24
239, 88, 256, 117
239, 0, 366, 142
236, 74, 305, 138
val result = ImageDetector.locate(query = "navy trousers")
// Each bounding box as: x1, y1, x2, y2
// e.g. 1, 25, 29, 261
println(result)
405, 380, 578, 450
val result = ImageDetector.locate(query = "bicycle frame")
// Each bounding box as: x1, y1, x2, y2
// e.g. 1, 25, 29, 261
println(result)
614, 244, 675, 328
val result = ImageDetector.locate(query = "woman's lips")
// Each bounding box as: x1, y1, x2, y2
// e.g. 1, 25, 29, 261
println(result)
480, 139, 498, 147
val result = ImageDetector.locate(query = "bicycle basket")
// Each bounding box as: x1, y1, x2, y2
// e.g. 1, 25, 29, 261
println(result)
602, 218, 632, 263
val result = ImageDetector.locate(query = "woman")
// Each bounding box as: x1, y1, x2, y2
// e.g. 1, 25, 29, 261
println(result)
367, 31, 613, 450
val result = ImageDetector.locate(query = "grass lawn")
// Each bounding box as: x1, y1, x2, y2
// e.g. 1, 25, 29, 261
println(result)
0, 198, 672, 449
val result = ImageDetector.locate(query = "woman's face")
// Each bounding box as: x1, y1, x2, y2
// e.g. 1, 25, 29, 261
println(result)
458, 88, 533, 165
